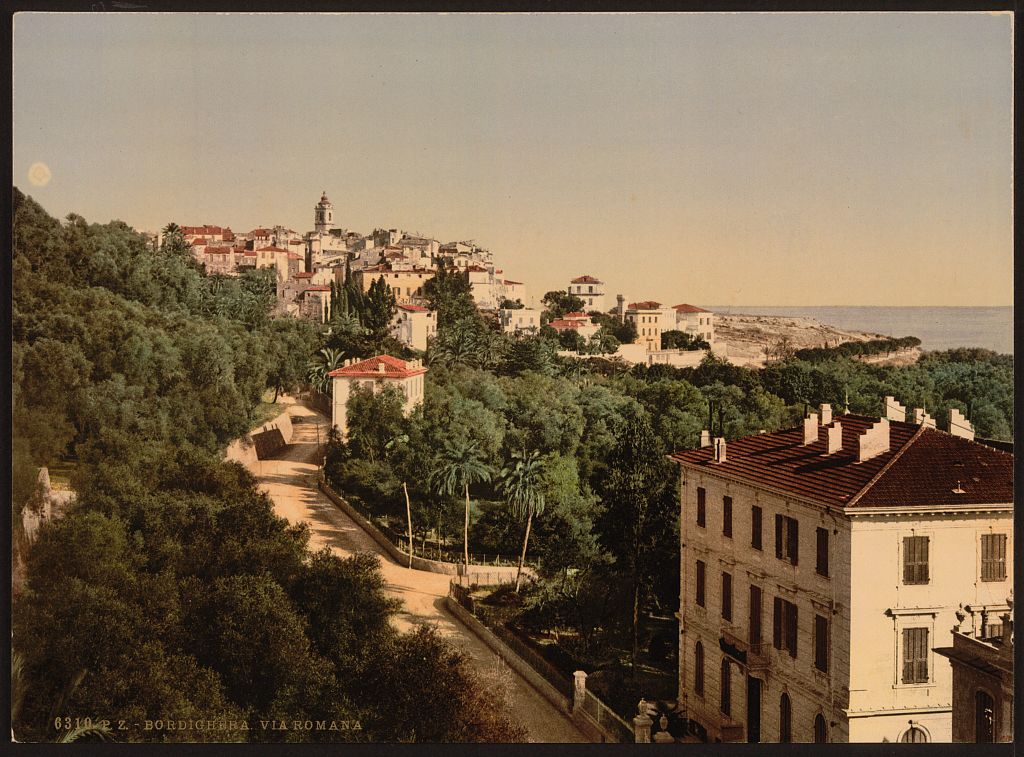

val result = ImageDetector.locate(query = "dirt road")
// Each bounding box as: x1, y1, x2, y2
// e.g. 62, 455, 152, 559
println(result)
249, 399, 589, 744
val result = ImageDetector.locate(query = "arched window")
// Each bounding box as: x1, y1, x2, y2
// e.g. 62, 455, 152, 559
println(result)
814, 714, 827, 743
720, 658, 731, 715
901, 727, 928, 743
975, 690, 995, 743
694, 641, 704, 696
779, 693, 792, 743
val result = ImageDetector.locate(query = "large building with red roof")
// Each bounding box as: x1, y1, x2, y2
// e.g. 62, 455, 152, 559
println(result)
328, 355, 427, 437
670, 400, 1012, 744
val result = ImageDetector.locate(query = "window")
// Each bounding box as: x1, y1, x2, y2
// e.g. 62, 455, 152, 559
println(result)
696, 487, 706, 528
816, 527, 829, 577
901, 727, 928, 743
773, 597, 798, 658
902, 627, 929, 684
775, 515, 799, 565
720, 659, 731, 715
975, 690, 995, 743
814, 714, 827, 743
779, 694, 792, 743
723, 496, 733, 537
814, 615, 829, 673
749, 585, 762, 647
751, 506, 762, 550
981, 534, 1007, 581
903, 536, 929, 584
721, 572, 732, 621
694, 641, 705, 696
696, 560, 706, 607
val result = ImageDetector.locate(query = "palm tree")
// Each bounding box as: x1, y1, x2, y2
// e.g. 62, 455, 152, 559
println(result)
429, 440, 492, 573
307, 347, 345, 396
497, 450, 547, 592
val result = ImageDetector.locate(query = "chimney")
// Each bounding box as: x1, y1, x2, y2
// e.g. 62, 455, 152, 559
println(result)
700, 430, 711, 448
913, 408, 936, 429
1000, 613, 1013, 646
857, 417, 891, 462
884, 396, 906, 422
820, 403, 832, 426
713, 437, 727, 463
802, 413, 819, 445
825, 422, 843, 455
377, 362, 385, 373
949, 408, 975, 440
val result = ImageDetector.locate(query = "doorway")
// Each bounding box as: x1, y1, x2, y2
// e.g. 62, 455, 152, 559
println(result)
746, 675, 762, 743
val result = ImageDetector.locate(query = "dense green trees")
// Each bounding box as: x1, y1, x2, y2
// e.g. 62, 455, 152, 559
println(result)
11, 190, 525, 743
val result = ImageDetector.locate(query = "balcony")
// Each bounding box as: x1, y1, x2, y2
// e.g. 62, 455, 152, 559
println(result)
720, 626, 770, 671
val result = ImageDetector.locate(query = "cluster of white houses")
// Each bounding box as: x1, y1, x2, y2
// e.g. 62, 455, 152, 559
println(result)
671, 397, 1013, 743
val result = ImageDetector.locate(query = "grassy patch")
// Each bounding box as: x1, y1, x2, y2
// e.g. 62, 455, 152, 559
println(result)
47, 460, 77, 490
250, 401, 282, 429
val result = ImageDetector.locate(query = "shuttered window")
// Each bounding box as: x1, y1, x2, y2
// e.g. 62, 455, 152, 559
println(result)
981, 534, 1007, 581
694, 641, 704, 696
720, 658, 731, 715
775, 515, 799, 565
902, 627, 929, 684
773, 597, 798, 658
816, 527, 829, 577
723, 496, 733, 537
696, 560, 706, 607
697, 487, 706, 528
749, 585, 762, 647
814, 614, 829, 673
721, 572, 732, 621
779, 694, 792, 743
903, 536, 929, 585
751, 506, 763, 550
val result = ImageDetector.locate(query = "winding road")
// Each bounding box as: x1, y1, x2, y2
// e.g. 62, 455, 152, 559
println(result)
248, 399, 589, 743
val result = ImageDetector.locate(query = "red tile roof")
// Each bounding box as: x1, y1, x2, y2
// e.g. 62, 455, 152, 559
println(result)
250, 228, 272, 236
669, 414, 1013, 509
398, 304, 429, 312
563, 311, 590, 319
329, 355, 427, 379
628, 300, 662, 310
548, 319, 585, 330
256, 246, 289, 253
205, 246, 232, 255
191, 238, 208, 246
466, 265, 489, 273
571, 274, 602, 284
303, 285, 331, 292
294, 271, 314, 278
674, 303, 710, 313
503, 279, 523, 285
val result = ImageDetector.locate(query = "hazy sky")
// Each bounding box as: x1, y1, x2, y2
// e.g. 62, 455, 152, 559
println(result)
13, 12, 1013, 306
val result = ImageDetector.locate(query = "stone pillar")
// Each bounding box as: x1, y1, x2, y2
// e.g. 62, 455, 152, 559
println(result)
573, 670, 587, 714
633, 714, 653, 743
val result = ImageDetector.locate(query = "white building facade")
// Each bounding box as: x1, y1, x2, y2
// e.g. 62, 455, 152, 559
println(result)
391, 304, 436, 352
568, 274, 605, 311
329, 356, 427, 438
671, 403, 1012, 744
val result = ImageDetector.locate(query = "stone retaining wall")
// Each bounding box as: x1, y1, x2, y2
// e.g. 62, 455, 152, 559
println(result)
318, 481, 522, 580
225, 408, 295, 466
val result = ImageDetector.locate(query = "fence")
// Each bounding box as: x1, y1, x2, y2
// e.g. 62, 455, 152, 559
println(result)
581, 688, 635, 744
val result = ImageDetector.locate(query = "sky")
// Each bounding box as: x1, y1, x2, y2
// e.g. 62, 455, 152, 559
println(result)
13, 12, 1013, 307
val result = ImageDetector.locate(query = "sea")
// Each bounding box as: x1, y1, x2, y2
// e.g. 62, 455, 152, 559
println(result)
708, 306, 1014, 355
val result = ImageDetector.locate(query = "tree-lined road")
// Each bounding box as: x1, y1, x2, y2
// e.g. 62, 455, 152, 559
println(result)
249, 399, 589, 744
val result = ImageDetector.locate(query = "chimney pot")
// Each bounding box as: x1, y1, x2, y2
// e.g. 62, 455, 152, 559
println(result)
714, 437, 727, 463
825, 422, 843, 455
700, 430, 711, 448
820, 403, 832, 426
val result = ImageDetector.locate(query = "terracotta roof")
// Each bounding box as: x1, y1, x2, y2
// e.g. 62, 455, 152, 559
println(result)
571, 274, 602, 284
251, 228, 272, 236
628, 300, 662, 310
294, 272, 314, 278
398, 304, 430, 312
191, 238, 208, 246
256, 246, 288, 253
287, 252, 302, 260
205, 246, 232, 255
303, 286, 331, 292
548, 319, 585, 330
329, 355, 427, 379
670, 414, 1013, 509
563, 311, 590, 319
182, 225, 228, 237
243, 250, 257, 257
466, 265, 489, 273
504, 279, 523, 285
674, 303, 710, 313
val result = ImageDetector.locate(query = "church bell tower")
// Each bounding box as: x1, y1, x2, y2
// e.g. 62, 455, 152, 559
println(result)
314, 191, 334, 234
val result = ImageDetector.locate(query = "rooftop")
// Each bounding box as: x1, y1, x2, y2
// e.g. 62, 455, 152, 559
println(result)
329, 355, 427, 379
398, 304, 430, 312
628, 300, 662, 310
571, 274, 603, 284
669, 414, 1013, 509
674, 303, 710, 313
